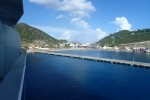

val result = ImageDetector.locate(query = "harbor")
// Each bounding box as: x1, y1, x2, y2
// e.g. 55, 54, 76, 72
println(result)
24, 52, 150, 100
35, 51, 150, 68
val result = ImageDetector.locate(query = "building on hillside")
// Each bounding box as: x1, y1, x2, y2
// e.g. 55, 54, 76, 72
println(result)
70, 43, 78, 48
103, 46, 113, 50
79, 43, 91, 49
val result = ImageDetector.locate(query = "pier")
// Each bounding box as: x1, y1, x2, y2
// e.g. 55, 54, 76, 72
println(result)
36, 51, 150, 68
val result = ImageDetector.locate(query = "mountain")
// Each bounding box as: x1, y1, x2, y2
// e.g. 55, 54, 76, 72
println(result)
59, 39, 68, 44
15, 23, 59, 47
96, 29, 150, 47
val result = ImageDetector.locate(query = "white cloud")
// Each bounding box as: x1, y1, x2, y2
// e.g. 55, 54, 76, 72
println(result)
74, 28, 107, 43
29, 0, 95, 18
61, 31, 72, 40
71, 18, 90, 29
70, 10, 90, 18
28, 0, 107, 43
32, 25, 107, 43
95, 28, 107, 39
113, 17, 132, 30
56, 15, 64, 19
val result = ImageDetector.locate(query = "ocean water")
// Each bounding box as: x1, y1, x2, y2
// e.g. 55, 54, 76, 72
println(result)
55, 50, 150, 63
23, 52, 150, 100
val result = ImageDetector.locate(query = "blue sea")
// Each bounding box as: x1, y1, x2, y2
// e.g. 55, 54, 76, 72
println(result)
55, 50, 150, 63
23, 50, 150, 100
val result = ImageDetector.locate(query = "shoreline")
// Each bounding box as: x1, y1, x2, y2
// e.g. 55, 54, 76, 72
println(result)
27, 48, 150, 54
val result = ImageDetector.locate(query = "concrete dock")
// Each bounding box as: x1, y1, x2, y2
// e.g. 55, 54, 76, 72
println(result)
36, 51, 150, 68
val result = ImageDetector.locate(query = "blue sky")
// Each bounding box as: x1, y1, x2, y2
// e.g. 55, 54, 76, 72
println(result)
20, 0, 150, 43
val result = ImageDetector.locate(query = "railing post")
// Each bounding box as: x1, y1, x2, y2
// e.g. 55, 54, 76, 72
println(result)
112, 56, 114, 63
132, 58, 134, 65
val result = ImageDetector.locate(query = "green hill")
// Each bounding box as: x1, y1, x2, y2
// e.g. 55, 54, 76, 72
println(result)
96, 29, 150, 47
15, 23, 59, 47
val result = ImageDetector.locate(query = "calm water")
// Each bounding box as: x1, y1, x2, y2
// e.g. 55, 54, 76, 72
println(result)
55, 50, 150, 63
23, 52, 150, 100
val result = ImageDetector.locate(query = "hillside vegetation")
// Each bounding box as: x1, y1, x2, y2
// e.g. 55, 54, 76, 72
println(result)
15, 23, 59, 47
96, 29, 150, 46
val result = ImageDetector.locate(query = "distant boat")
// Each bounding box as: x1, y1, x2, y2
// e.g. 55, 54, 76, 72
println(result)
126, 48, 133, 52
145, 49, 150, 53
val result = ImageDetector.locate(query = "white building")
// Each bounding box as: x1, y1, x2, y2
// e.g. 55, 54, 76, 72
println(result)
103, 46, 113, 50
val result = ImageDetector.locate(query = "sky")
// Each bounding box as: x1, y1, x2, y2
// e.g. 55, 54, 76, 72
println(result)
20, 0, 150, 43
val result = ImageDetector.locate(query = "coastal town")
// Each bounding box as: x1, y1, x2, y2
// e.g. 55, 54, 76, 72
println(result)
16, 23, 150, 54
26, 40, 150, 53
